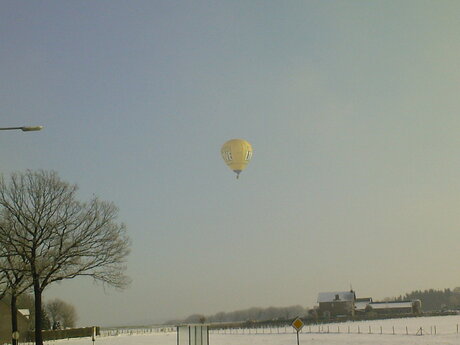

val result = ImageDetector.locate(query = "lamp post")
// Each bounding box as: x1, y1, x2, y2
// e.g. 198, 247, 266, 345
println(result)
1, 124, 43, 345
0, 126, 43, 132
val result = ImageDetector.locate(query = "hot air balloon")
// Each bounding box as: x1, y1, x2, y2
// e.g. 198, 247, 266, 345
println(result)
221, 139, 253, 179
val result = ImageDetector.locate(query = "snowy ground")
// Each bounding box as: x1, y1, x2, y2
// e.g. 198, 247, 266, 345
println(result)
35, 314, 460, 345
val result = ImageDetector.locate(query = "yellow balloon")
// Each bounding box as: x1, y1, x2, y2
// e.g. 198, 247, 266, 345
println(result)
221, 139, 253, 178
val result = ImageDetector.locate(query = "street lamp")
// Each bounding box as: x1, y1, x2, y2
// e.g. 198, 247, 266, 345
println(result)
0, 126, 43, 132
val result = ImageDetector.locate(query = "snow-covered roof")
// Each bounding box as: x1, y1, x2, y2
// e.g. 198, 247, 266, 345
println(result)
368, 302, 413, 310
355, 297, 373, 311
318, 291, 355, 303
18, 309, 30, 318
355, 301, 370, 311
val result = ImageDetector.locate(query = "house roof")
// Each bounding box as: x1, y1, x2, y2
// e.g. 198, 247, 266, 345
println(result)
18, 309, 30, 318
318, 291, 355, 303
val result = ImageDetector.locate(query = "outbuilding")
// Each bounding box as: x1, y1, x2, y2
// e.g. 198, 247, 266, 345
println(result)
366, 300, 422, 315
0, 300, 30, 343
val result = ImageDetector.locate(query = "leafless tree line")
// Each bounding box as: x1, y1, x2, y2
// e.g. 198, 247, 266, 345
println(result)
178, 305, 308, 324
0, 170, 131, 345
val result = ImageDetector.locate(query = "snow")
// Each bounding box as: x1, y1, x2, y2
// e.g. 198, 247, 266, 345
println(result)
35, 315, 460, 345
369, 301, 413, 309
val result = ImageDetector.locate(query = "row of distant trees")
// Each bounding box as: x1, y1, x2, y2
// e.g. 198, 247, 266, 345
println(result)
172, 305, 309, 324
392, 287, 460, 311
0, 170, 131, 345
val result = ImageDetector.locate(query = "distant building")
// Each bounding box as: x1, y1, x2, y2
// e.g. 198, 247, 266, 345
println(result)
317, 290, 356, 318
18, 309, 30, 319
366, 300, 422, 315
355, 297, 373, 314
316, 291, 422, 319
0, 300, 30, 343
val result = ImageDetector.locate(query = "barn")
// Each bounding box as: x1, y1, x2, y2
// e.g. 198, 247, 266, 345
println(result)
317, 290, 356, 318
366, 300, 422, 315
355, 297, 373, 314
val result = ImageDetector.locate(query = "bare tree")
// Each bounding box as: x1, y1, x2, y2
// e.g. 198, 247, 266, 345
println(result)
46, 298, 78, 329
0, 170, 131, 345
0, 269, 7, 299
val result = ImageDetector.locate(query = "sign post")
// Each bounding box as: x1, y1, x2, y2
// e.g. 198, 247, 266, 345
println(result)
12, 331, 20, 345
291, 317, 304, 345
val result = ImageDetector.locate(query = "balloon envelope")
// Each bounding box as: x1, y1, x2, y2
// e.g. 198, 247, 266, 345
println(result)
221, 139, 253, 178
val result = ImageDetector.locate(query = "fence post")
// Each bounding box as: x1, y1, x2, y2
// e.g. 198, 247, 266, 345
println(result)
92, 327, 96, 344
392, 326, 395, 335
358, 326, 360, 334
406, 326, 408, 335
380, 326, 382, 335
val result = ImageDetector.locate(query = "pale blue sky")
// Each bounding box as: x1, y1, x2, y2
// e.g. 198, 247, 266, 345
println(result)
1, 1, 460, 326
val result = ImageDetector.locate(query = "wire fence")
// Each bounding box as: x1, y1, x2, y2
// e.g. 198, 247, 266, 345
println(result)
210, 323, 460, 336
20, 318, 458, 343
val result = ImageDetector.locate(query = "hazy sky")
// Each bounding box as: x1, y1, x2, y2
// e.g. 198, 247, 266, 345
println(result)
1, 1, 460, 327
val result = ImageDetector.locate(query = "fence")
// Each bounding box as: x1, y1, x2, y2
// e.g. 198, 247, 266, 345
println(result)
210, 322, 460, 337
100, 326, 175, 337
15, 326, 174, 344
18, 327, 100, 344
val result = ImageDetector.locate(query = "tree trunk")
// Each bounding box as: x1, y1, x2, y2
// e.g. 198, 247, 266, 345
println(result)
11, 293, 18, 345
33, 277, 43, 345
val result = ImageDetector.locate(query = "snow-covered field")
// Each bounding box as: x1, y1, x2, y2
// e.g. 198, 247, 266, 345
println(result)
43, 315, 460, 345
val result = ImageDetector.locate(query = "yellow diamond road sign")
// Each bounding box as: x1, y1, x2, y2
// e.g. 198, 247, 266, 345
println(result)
292, 317, 304, 332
